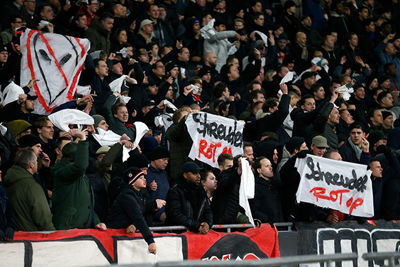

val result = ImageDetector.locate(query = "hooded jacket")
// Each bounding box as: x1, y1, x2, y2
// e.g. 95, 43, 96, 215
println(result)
3, 165, 55, 231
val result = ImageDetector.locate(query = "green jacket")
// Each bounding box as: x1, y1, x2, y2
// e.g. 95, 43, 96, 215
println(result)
85, 18, 111, 53
3, 165, 55, 231
51, 141, 100, 229
104, 94, 136, 141
166, 117, 192, 184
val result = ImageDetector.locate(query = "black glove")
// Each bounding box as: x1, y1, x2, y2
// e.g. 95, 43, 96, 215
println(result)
376, 144, 388, 154
296, 150, 309, 159
0, 229, 5, 241
5, 227, 14, 240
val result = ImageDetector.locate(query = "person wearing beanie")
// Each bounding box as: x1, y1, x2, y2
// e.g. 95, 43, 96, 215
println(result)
381, 110, 394, 137
146, 146, 170, 222
52, 129, 107, 231
8, 120, 32, 144
166, 161, 213, 233
108, 167, 166, 255
92, 115, 108, 131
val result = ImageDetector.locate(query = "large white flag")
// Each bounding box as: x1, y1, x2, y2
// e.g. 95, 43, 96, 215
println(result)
295, 155, 374, 217
20, 29, 90, 114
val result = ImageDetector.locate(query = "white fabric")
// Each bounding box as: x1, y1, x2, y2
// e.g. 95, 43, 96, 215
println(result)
185, 112, 244, 168
1, 82, 25, 106
280, 71, 294, 85
109, 75, 127, 93
92, 128, 121, 146
239, 157, 255, 226
76, 85, 91, 96
200, 19, 216, 40
48, 109, 94, 132
253, 31, 269, 47
163, 99, 177, 111
20, 29, 90, 114
122, 122, 149, 162
295, 154, 374, 217
0, 123, 7, 136
337, 84, 354, 101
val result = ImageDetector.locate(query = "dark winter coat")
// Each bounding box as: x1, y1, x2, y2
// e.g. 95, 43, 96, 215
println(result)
108, 184, 156, 245
85, 18, 111, 53
166, 177, 213, 232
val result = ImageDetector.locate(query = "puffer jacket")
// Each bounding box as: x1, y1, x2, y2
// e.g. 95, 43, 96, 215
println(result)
85, 17, 111, 53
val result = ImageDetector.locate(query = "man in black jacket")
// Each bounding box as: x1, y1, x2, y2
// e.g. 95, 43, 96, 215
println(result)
108, 167, 164, 254
166, 162, 212, 233
250, 157, 282, 223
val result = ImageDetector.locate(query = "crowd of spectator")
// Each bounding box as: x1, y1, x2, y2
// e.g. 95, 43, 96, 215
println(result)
0, 0, 400, 254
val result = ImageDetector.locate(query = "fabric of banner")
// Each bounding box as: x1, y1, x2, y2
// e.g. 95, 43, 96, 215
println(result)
185, 112, 244, 168
295, 155, 374, 217
20, 29, 90, 114
0, 224, 279, 265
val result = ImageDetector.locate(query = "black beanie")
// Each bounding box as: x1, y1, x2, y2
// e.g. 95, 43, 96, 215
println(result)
124, 167, 145, 185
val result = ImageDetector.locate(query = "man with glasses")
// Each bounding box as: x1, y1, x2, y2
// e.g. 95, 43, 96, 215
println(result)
1, 16, 24, 45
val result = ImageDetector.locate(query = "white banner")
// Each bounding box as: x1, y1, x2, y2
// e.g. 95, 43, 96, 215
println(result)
20, 29, 90, 114
295, 155, 374, 217
185, 112, 244, 168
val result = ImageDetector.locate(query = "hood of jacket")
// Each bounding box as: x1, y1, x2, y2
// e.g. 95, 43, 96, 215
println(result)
3, 165, 34, 187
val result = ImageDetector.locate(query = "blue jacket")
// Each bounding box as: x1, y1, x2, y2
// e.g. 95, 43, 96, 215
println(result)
146, 165, 170, 218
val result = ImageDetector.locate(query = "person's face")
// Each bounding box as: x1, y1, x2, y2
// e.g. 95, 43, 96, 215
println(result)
193, 22, 201, 32
311, 144, 326, 157
97, 153, 106, 163
202, 14, 212, 26
169, 66, 179, 78
381, 93, 394, 108
350, 128, 364, 145
279, 66, 289, 78
299, 142, 308, 152
152, 157, 169, 170
30, 154, 38, 174
302, 16, 312, 27
314, 86, 325, 100
112, 62, 123, 75
349, 34, 359, 47
244, 146, 254, 163
88, 0, 99, 13
24, 99, 35, 111
0, 51, 9, 63
366, 21, 375, 32
229, 65, 240, 80
178, 48, 190, 62
329, 151, 342, 161
258, 158, 274, 179
381, 79, 391, 90
234, 21, 244, 31
96, 60, 109, 77
148, 85, 158, 95
101, 18, 114, 32
304, 76, 316, 87
114, 106, 129, 122
328, 107, 340, 124
302, 98, 316, 112
202, 73, 211, 83
142, 105, 155, 115
369, 78, 378, 89
165, 86, 174, 99
370, 161, 383, 178
277, 39, 288, 50
385, 43, 397, 56
11, 17, 24, 31
222, 87, 230, 99
341, 110, 354, 124
133, 175, 147, 190
153, 62, 165, 76
148, 5, 159, 19
196, 0, 206, 7
221, 159, 233, 170
76, 15, 88, 29
184, 171, 201, 184
40, 6, 54, 21
297, 33, 307, 46
24, 0, 36, 13
272, 149, 278, 164
38, 121, 54, 140
216, 24, 226, 31
355, 87, 365, 99
202, 172, 217, 192
255, 92, 265, 103
206, 51, 217, 66
118, 30, 128, 44
32, 143, 42, 157
252, 2, 262, 12
142, 24, 154, 35
139, 53, 149, 63
383, 114, 394, 129
254, 15, 264, 26
97, 119, 109, 131
372, 110, 383, 125
359, 8, 369, 19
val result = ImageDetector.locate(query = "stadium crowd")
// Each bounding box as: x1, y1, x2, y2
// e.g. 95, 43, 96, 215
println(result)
0, 0, 400, 254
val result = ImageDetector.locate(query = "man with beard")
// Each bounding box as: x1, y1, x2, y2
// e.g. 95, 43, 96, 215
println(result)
0, 93, 37, 123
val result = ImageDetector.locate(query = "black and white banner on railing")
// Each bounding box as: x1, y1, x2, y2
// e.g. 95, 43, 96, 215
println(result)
295, 155, 374, 217
185, 112, 244, 168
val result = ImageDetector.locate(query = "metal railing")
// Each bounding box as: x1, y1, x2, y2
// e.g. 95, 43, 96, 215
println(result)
362, 252, 400, 267
148, 222, 294, 233
120, 252, 358, 267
